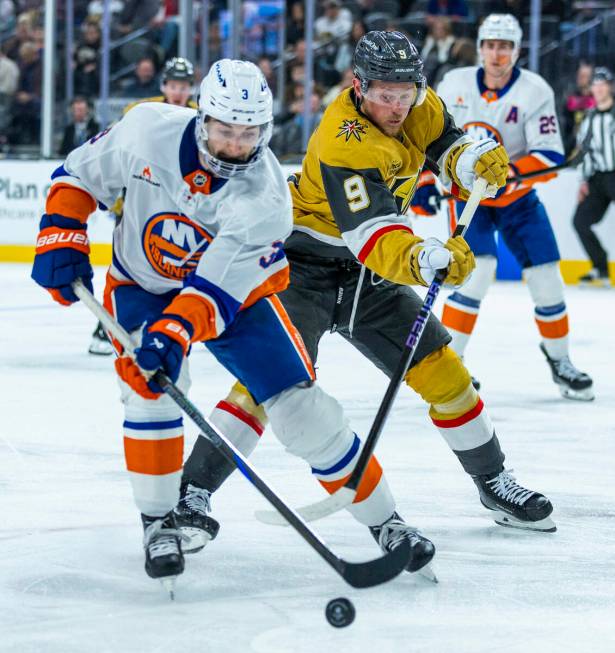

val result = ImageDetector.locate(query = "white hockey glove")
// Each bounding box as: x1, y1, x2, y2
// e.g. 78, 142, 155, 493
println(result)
409, 236, 475, 286
445, 138, 508, 200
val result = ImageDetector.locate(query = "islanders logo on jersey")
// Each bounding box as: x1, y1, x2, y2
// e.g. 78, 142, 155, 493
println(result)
463, 121, 503, 144
337, 119, 368, 143
143, 212, 213, 280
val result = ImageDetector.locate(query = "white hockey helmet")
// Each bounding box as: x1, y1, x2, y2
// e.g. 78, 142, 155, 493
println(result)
477, 14, 523, 65
196, 59, 273, 178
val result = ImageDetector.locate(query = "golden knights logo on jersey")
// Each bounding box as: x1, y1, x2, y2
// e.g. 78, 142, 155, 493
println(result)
336, 119, 368, 143
389, 175, 419, 214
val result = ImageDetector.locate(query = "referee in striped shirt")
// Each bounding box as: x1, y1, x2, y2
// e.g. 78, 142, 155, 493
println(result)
572, 67, 614, 286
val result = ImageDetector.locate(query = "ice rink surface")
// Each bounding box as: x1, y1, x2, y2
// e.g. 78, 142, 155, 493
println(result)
1, 263, 614, 653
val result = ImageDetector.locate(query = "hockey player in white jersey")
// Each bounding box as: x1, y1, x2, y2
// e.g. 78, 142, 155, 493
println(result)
31, 59, 439, 589
430, 14, 594, 400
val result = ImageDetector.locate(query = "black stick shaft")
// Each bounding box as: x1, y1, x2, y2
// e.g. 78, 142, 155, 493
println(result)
343, 179, 486, 493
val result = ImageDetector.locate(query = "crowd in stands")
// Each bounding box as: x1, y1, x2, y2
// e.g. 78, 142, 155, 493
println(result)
1, 0, 614, 157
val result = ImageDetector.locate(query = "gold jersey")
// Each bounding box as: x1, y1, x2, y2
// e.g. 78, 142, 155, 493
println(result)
287, 87, 465, 285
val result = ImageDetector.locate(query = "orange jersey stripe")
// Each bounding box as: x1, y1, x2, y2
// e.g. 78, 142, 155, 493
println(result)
535, 315, 569, 339
441, 304, 478, 335
46, 182, 97, 223
104, 271, 137, 355
512, 154, 558, 183
124, 435, 184, 475
268, 294, 315, 378
242, 267, 290, 309
319, 456, 383, 504
164, 292, 219, 342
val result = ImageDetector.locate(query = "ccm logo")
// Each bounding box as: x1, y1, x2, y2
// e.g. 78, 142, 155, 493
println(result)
37, 232, 89, 247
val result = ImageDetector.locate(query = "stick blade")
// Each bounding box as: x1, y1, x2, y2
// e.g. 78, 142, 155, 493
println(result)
341, 539, 412, 589
255, 487, 355, 526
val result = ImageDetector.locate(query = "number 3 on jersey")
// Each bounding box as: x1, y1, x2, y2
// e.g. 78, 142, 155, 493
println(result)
343, 175, 370, 212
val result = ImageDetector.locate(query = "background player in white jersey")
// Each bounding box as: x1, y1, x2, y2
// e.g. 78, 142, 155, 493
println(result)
31, 59, 442, 588
433, 14, 593, 401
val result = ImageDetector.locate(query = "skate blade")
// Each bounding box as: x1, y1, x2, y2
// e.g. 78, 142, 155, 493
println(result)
179, 527, 212, 554
558, 385, 595, 402
493, 512, 557, 533
418, 563, 438, 583
159, 575, 178, 600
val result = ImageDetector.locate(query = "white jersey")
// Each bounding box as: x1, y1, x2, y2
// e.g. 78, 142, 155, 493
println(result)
437, 66, 564, 206
50, 102, 292, 336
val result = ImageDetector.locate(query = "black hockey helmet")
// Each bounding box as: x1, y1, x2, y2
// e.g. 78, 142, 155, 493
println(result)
162, 57, 195, 84
353, 30, 426, 100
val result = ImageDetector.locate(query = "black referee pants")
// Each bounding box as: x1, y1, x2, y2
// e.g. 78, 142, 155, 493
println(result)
572, 171, 615, 274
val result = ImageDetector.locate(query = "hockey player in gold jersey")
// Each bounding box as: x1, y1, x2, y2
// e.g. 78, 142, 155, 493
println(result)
176, 32, 556, 561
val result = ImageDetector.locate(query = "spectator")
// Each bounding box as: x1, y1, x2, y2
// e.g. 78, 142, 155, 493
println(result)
562, 62, 595, 156
272, 85, 324, 156
74, 20, 101, 98
10, 40, 41, 145
426, 0, 469, 21
286, 2, 304, 46
0, 50, 18, 147
86, 0, 125, 22
333, 19, 366, 73
322, 66, 354, 106
59, 96, 100, 156
1, 0, 16, 35
431, 36, 476, 86
257, 55, 277, 97
116, 0, 162, 36
2, 12, 34, 61
122, 56, 160, 97
572, 67, 615, 287
314, 0, 353, 42
0, 49, 19, 97
150, 0, 179, 59
421, 16, 455, 83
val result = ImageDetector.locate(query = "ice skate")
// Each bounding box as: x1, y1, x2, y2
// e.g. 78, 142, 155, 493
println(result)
88, 321, 113, 356
370, 512, 437, 581
578, 268, 610, 288
540, 343, 594, 401
142, 512, 186, 598
174, 483, 220, 554
473, 468, 556, 532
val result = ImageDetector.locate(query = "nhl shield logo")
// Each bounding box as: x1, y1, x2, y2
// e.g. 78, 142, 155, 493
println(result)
192, 172, 208, 187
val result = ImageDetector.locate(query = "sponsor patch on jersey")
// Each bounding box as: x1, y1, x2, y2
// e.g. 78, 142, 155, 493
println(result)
336, 118, 368, 143
132, 166, 161, 187
142, 212, 213, 280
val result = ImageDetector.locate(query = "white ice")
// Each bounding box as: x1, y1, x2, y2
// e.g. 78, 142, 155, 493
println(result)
1, 263, 614, 653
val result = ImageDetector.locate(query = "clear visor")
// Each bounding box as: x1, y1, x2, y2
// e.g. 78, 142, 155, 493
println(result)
195, 114, 273, 179
363, 83, 425, 108
206, 119, 263, 152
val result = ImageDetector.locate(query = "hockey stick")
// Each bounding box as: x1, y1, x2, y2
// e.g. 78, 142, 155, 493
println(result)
256, 177, 490, 526
71, 280, 411, 589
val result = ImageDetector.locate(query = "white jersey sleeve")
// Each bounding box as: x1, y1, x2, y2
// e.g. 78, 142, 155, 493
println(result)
521, 73, 564, 163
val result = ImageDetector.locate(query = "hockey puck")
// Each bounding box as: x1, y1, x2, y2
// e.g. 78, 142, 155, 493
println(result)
325, 597, 355, 628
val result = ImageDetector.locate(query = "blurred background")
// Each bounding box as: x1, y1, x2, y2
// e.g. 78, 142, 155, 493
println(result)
1, 0, 615, 161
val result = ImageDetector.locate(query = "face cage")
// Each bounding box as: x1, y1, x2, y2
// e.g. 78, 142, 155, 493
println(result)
195, 113, 273, 179
358, 76, 427, 109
